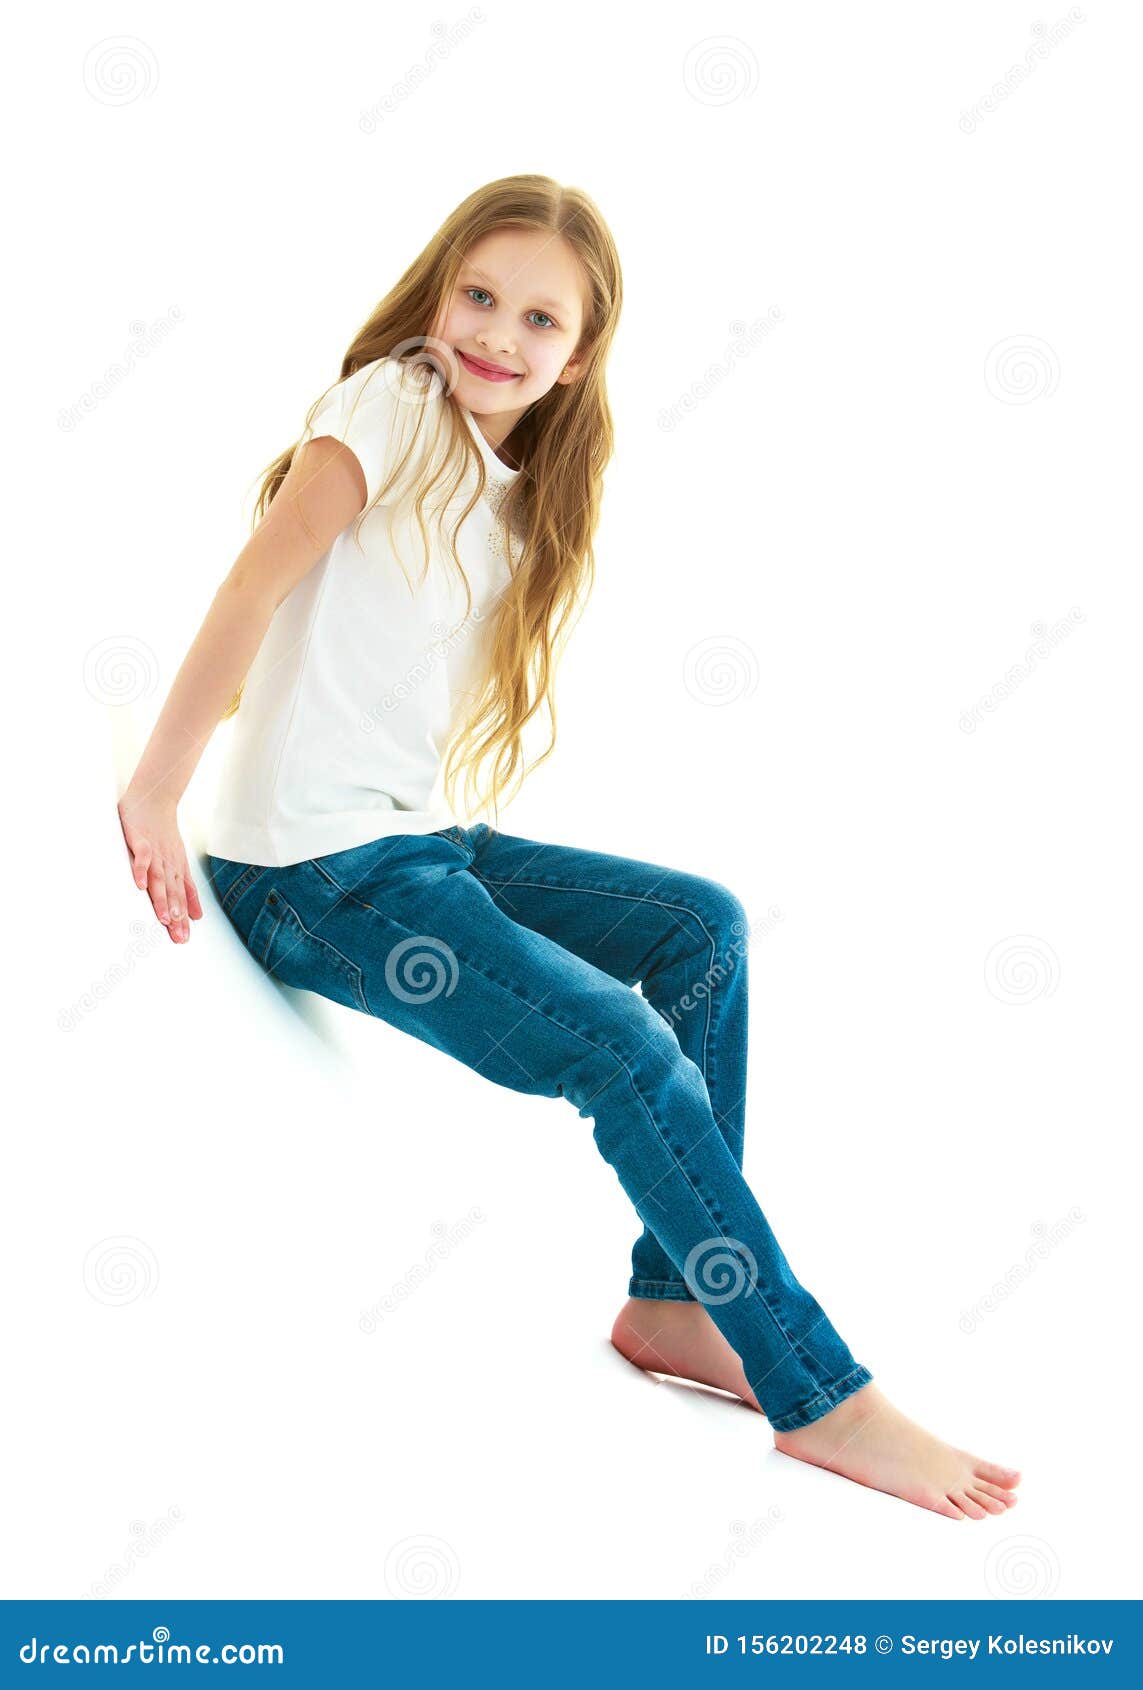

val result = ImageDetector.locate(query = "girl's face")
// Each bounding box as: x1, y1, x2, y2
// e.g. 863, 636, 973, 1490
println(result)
431, 227, 588, 424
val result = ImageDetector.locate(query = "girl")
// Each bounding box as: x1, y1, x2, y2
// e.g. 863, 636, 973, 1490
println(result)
117, 174, 1021, 1522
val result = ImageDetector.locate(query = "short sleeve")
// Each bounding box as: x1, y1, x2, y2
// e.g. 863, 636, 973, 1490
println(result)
297, 357, 430, 511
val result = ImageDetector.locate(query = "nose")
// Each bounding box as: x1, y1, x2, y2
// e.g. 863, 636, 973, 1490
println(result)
476, 315, 516, 359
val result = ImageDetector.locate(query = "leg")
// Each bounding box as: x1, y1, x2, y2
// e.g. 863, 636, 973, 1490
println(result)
208, 827, 872, 1433
459, 826, 751, 1304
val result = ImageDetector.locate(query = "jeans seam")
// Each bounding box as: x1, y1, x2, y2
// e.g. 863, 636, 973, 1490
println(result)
768, 1364, 874, 1433
305, 879, 815, 1395
469, 872, 724, 1081
472, 870, 747, 1288
258, 891, 373, 1016
629, 1277, 695, 1300
220, 864, 268, 916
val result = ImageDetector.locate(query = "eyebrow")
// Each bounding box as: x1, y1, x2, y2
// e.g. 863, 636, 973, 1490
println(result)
462, 266, 572, 318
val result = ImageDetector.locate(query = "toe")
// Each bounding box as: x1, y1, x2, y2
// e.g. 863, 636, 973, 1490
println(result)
949, 1489, 988, 1520
971, 1478, 1019, 1507
976, 1460, 1022, 1486
933, 1495, 967, 1520
966, 1486, 1006, 1516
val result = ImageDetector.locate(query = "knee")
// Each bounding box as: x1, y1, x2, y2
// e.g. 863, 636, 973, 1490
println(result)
672, 873, 751, 962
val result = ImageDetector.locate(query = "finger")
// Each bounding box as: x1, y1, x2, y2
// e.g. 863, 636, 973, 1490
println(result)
131, 839, 152, 890
166, 865, 189, 942
182, 865, 205, 923
148, 860, 171, 926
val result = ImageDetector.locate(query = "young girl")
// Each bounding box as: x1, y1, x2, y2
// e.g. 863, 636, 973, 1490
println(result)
117, 174, 1021, 1522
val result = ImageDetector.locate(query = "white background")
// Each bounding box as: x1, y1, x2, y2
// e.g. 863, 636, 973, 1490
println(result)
6, 0, 1140, 1602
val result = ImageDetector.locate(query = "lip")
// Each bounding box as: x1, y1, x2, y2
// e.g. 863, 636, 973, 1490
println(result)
457, 348, 521, 382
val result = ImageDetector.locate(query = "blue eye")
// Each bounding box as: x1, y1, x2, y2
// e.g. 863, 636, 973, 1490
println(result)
464, 287, 556, 330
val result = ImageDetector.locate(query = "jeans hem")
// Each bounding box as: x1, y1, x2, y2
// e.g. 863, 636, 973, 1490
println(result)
767, 1363, 875, 1433
628, 1277, 697, 1303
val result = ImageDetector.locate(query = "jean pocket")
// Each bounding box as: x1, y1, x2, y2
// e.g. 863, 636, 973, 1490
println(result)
247, 889, 371, 1015
205, 855, 269, 921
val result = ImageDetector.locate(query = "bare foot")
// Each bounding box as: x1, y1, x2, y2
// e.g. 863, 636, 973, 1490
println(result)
772, 1380, 1022, 1519
610, 1296, 765, 1413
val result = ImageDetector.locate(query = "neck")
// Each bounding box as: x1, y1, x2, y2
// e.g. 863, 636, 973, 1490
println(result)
468, 404, 525, 468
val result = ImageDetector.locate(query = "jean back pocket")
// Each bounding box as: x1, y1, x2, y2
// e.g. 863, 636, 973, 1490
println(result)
247, 889, 370, 1016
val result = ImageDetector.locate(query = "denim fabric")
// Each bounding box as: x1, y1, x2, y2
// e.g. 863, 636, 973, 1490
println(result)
203, 824, 873, 1432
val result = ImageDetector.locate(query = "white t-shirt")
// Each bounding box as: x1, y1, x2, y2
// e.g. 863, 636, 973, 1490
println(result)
202, 356, 521, 867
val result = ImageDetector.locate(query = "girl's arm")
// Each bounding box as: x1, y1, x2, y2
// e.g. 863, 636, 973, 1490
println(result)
117, 436, 368, 943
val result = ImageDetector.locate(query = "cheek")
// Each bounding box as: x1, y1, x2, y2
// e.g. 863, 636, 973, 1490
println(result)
531, 341, 568, 378
440, 300, 479, 343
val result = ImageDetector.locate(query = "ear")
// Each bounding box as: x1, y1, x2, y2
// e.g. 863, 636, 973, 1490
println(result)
556, 353, 588, 387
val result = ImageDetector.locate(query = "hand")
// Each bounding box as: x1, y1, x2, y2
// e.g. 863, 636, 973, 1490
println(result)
118, 788, 204, 944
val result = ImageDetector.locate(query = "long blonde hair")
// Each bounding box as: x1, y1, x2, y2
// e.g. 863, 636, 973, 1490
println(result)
223, 173, 623, 826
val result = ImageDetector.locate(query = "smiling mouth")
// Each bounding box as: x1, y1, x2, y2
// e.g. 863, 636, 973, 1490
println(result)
457, 349, 521, 380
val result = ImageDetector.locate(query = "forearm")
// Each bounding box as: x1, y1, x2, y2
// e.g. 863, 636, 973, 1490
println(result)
124, 577, 277, 809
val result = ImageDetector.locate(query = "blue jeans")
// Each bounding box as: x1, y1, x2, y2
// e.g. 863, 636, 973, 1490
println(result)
203, 824, 873, 1432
